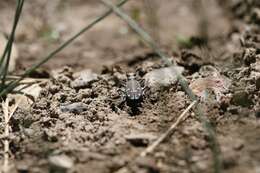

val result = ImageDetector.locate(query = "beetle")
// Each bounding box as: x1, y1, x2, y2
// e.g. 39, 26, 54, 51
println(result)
118, 73, 146, 109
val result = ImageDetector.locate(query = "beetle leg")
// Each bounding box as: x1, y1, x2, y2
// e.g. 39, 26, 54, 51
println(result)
142, 86, 149, 95
117, 88, 126, 102
140, 78, 146, 87
117, 88, 126, 105
117, 88, 125, 96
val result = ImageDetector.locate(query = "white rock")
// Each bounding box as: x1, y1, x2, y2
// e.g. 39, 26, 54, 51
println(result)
60, 102, 88, 113
48, 154, 74, 170
71, 69, 98, 88
144, 66, 184, 90
8, 81, 43, 110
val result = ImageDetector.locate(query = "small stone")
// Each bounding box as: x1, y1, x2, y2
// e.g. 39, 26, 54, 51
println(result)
125, 133, 156, 147
22, 82, 43, 99
60, 102, 88, 113
71, 69, 98, 88
48, 154, 74, 170
144, 66, 184, 91
23, 128, 35, 137
231, 91, 253, 107
8, 82, 43, 110
227, 106, 239, 114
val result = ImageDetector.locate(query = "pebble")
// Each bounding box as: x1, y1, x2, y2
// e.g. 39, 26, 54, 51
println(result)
144, 66, 184, 90
23, 128, 35, 137
71, 69, 98, 88
7, 82, 43, 110
48, 154, 74, 170
60, 102, 88, 113
227, 106, 239, 114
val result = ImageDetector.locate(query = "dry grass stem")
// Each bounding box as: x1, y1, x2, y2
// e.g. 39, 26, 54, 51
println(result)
2, 98, 10, 172
1, 97, 21, 172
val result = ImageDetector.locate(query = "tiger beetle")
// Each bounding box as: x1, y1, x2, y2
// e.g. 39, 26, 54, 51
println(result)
118, 73, 147, 111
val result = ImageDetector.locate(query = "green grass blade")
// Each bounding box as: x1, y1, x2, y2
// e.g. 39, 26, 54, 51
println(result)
0, 0, 128, 97
0, 0, 24, 93
100, 0, 222, 172
1, 0, 24, 87
0, 0, 21, 71
0, 0, 24, 70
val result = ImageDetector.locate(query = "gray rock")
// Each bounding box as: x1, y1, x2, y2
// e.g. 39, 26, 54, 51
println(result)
144, 66, 184, 90
23, 128, 35, 137
60, 102, 88, 113
48, 154, 74, 170
71, 69, 98, 88
8, 82, 43, 110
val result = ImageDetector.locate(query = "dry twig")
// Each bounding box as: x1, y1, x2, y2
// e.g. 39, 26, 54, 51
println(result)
2, 98, 10, 172
1, 97, 21, 172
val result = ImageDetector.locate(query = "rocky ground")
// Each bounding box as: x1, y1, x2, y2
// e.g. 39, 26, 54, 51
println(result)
0, 0, 259, 173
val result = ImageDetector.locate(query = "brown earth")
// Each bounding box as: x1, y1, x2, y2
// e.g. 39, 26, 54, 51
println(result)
0, 0, 260, 173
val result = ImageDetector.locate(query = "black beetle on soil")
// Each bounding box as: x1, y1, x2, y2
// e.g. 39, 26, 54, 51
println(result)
118, 73, 147, 114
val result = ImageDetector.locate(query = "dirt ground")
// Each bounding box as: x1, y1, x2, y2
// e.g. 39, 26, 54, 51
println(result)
0, 0, 260, 173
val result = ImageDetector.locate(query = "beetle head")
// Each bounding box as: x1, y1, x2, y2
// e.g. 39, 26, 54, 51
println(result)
127, 73, 136, 80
